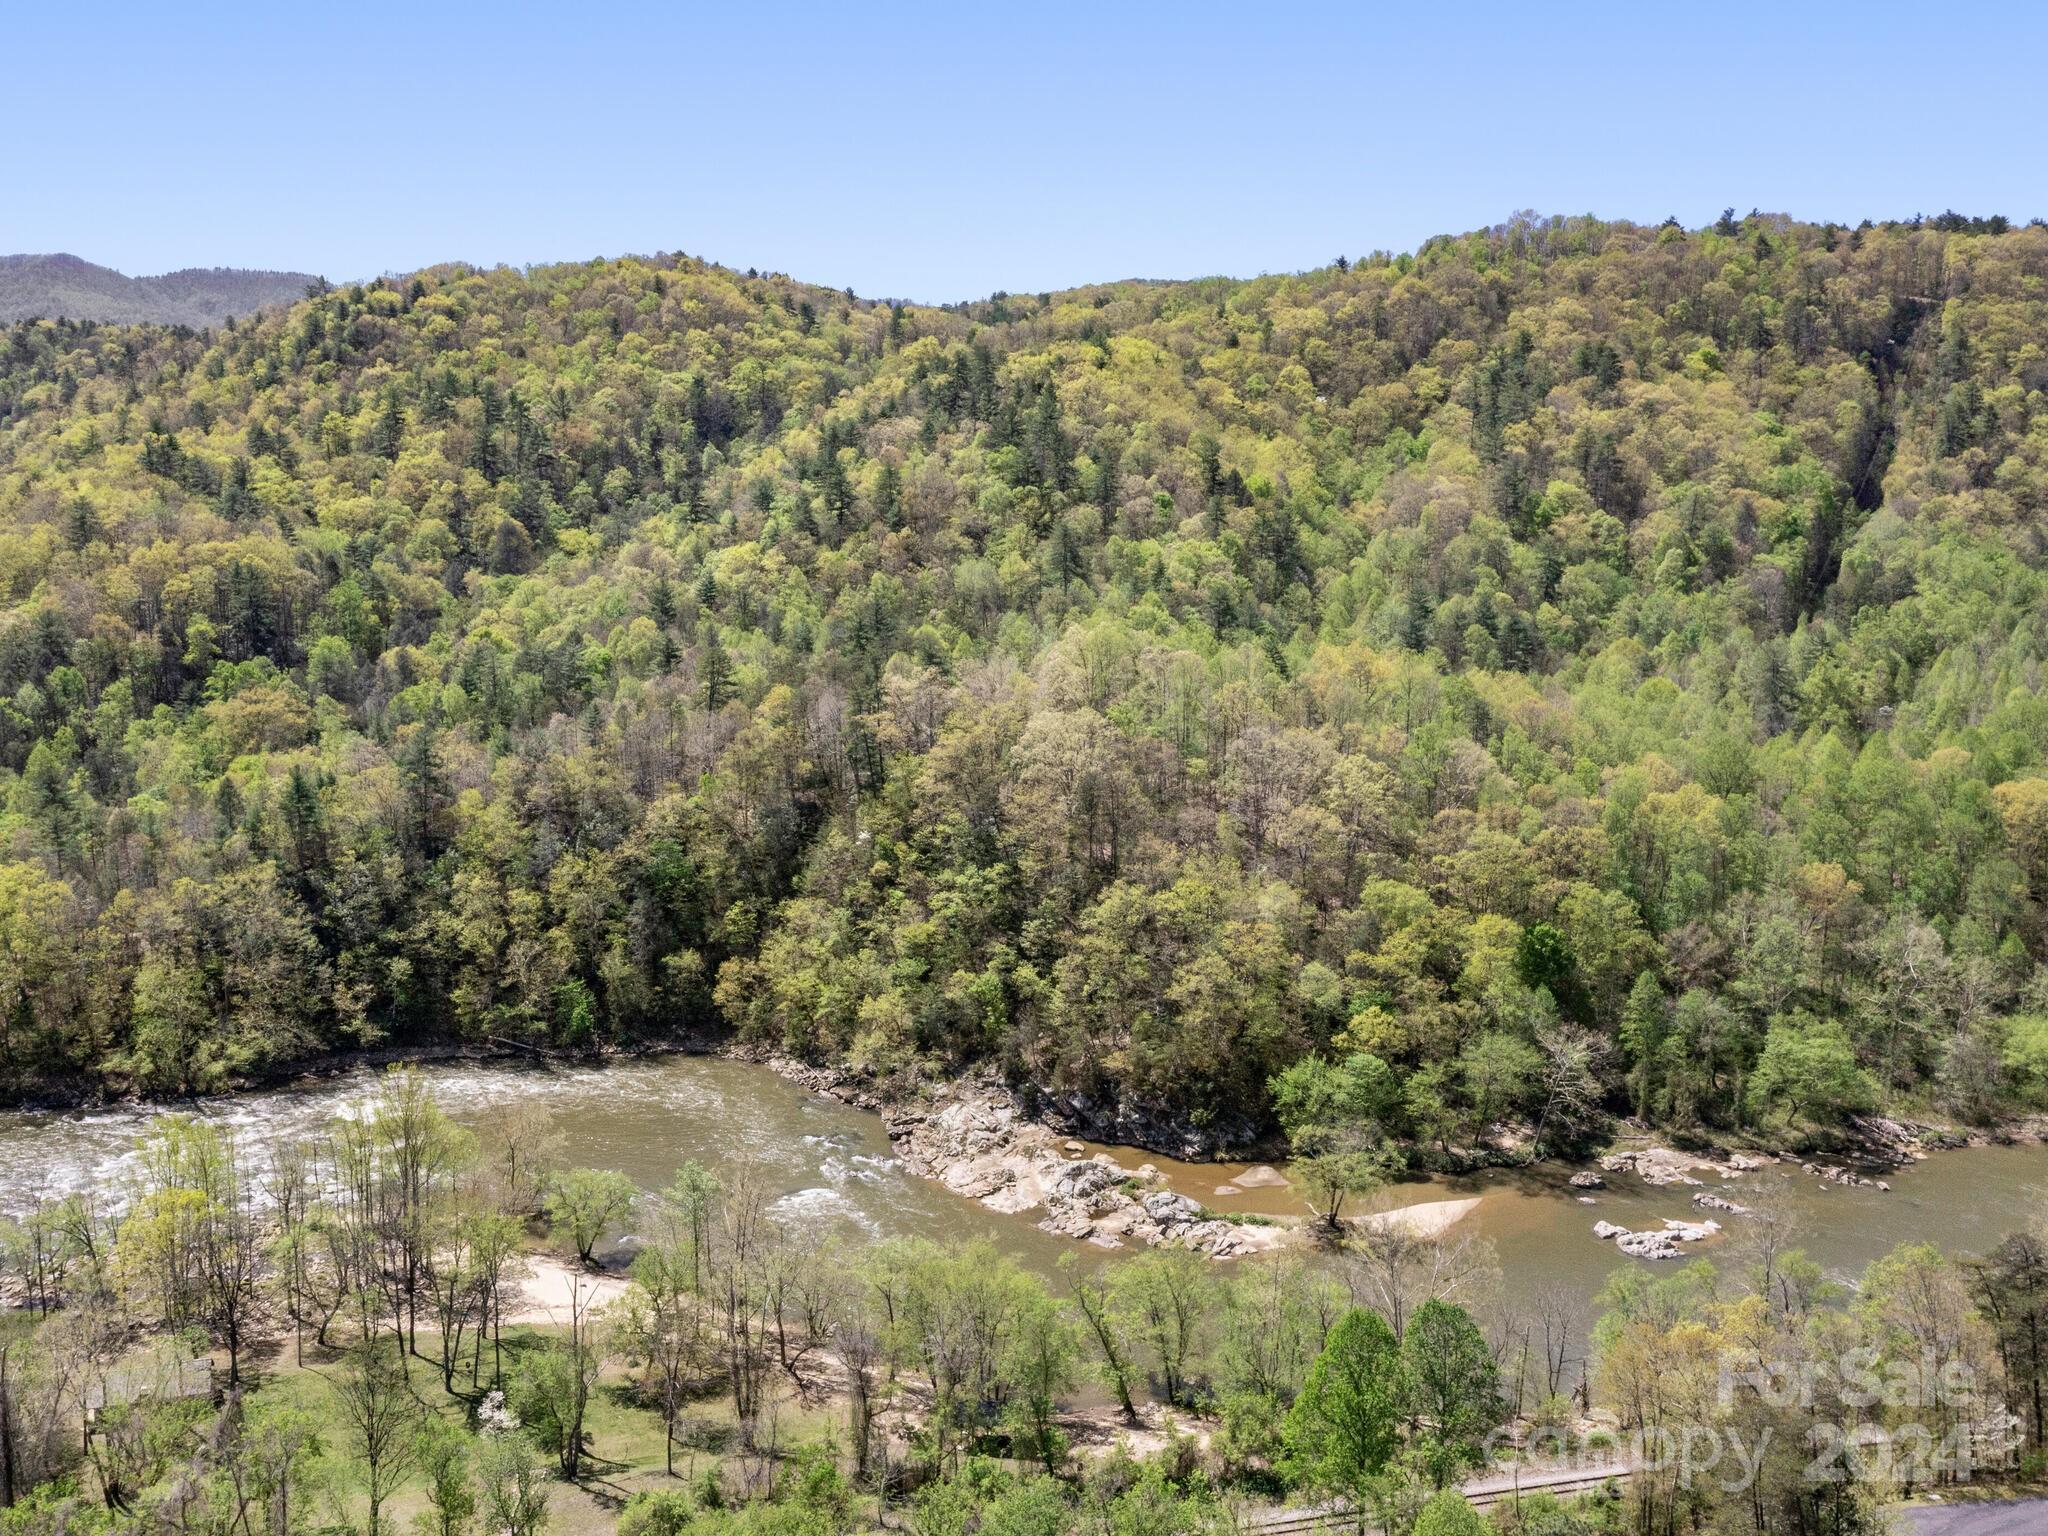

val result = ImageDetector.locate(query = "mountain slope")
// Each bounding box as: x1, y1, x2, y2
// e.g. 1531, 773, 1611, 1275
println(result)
1, 215, 2046, 1149
0, 254, 319, 326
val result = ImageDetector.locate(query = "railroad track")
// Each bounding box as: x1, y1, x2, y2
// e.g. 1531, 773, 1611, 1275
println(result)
1244, 1460, 1635, 1534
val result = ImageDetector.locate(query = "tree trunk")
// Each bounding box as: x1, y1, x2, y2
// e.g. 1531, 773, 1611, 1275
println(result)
1, 1346, 16, 1508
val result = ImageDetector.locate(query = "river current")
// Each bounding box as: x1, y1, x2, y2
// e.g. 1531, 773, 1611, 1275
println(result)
1, 1054, 2040, 1304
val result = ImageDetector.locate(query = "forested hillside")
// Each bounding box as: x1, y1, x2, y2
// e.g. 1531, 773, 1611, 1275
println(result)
0, 255, 320, 327
4, 212, 2048, 1147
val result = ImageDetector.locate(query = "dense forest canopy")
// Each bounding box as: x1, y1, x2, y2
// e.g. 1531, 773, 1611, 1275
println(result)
4, 210, 2048, 1147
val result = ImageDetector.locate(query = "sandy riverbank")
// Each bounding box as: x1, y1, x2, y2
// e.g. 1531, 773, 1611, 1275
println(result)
502, 1253, 633, 1327
1357, 1197, 1482, 1239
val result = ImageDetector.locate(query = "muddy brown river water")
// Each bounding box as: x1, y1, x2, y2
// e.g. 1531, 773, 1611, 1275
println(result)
1, 1054, 2041, 1305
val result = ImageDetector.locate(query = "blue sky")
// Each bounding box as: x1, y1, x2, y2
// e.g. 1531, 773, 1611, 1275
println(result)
6, 1, 2042, 302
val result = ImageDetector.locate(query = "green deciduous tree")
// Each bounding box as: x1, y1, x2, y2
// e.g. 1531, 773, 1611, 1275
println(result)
1284, 1307, 1402, 1500
1270, 1054, 1398, 1228
546, 1168, 637, 1264
1399, 1299, 1503, 1485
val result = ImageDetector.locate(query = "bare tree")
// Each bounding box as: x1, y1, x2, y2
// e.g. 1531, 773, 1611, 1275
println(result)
707, 1168, 777, 1445
330, 1343, 422, 1536
119, 1118, 265, 1387
1531, 1282, 1585, 1403
464, 1212, 523, 1388
193, 1135, 265, 1389
422, 1203, 479, 1392
516, 1271, 612, 1480
1341, 1226, 1500, 1338
477, 1101, 563, 1219
767, 1235, 844, 1383
835, 1297, 887, 1485
622, 1228, 710, 1475
1728, 1173, 1806, 1315
265, 1141, 317, 1365
1532, 1022, 1610, 1153
368, 1068, 474, 1359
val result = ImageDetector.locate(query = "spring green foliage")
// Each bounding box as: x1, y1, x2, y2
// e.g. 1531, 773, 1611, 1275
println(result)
1398, 1299, 1503, 1485
1594, 1236, 2002, 1536
544, 1168, 637, 1263
908, 1457, 1223, 1536
1269, 1053, 1396, 1224
1413, 1490, 1489, 1536
5, 214, 2048, 1146
1283, 1307, 1403, 1497
414, 1414, 478, 1536
475, 1431, 552, 1536
1999, 1013, 2048, 1101
1744, 1018, 1878, 1126
8, 1049, 2033, 1536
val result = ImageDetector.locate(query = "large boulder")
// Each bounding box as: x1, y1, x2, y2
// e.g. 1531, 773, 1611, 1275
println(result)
1139, 1190, 1204, 1228
943, 1157, 1013, 1200
1049, 1159, 1118, 1203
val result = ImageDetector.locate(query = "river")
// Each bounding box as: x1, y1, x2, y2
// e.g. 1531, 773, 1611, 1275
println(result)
1, 1054, 2040, 1305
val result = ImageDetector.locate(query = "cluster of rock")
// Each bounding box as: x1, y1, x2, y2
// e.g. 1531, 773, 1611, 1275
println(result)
1034, 1160, 1258, 1252
1801, 1162, 1889, 1191
1844, 1113, 1941, 1162
751, 1048, 2026, 1268
1596, 1137, 1900, 1200
1598, 1147, 1767, 1187
1592, 1217, 1722, 1260
753, 1051, 887, 1113
881, 1075, 1284, 1257
1033, 1088, 1257, 1162
1691, 1192, 1750, 1214
1589, 1144, 1762, 1256
1585, 1132, 1925, 1256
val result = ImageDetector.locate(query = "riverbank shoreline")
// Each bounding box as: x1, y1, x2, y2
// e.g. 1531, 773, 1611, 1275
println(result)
13, 1030, 2044, 1267
740, 1049, 2048, 1263
0, 1028, 730, 1115
740, 1051, 1294, 1258
19, 1024, 2046, 1165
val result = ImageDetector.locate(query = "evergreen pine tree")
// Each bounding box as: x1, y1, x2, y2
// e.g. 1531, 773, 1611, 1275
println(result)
372, 390, 405, 460
701, 633, 734, 710
875, 462, 903, 529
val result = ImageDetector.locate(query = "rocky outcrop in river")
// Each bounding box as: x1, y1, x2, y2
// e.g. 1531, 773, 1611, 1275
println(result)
748, 1051, 1285, 1257
882, 1076, 1286, 1257
1593, 1216, 1722, 1260
1691, 1191, 1749, 1213
1598, 1146, 1767, 1186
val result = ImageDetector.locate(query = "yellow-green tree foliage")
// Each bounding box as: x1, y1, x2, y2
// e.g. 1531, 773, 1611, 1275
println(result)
2, 214, 2047, 1136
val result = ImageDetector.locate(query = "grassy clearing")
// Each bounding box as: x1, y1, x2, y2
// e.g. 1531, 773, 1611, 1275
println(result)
102, 1312, 852, 1536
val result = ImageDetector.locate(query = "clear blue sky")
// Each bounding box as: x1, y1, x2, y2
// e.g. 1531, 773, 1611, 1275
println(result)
6, 1, 2042, 303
